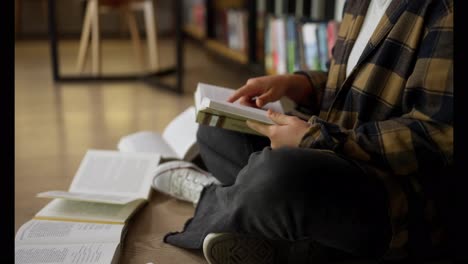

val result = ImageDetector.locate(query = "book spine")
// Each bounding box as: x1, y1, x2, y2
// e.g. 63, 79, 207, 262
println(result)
271, 18, 279, 74
296, 22, 307, 71
227, 10, 237, 49
311, 0, 325, 21
302, 23, 320, 70
317, 23, 329, 71
286, 16, 296, 73
196, 111, 265, 137
327, 20, 339, 60
265, 16, 274, 74
334, 0, 347, 22
256, 0, 266, 62
275, 17, 287, 74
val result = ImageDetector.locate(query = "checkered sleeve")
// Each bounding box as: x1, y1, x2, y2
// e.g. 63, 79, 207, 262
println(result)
299, 9, 453, 175
293, 70, 328, 115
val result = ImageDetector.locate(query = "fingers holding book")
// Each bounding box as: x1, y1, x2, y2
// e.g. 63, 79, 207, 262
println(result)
246, 109, 311, 149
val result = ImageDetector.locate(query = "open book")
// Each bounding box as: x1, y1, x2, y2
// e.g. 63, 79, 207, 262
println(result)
36, 149, 160, 224
15, 219, 124, 264
194, 82, 284, 136
17, 149, 159, 263
117, 106, 199, 161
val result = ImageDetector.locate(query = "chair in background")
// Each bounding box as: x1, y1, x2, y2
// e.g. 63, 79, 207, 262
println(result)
75, 0, 159, 75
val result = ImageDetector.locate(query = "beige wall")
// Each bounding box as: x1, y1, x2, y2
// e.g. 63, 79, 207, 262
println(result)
17, 0, 174, 36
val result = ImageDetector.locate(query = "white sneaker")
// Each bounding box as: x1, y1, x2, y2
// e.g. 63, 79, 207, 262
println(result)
152, 160, 219, 204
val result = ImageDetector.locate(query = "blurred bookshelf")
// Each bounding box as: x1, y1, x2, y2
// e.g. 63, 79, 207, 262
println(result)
183, 0, 207, 40
205, 39, 248, 64
184, 23, 206, 40
182, 0, 347, 75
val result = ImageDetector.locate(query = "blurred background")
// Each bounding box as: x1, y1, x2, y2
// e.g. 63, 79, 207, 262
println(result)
15, 0, 344, 262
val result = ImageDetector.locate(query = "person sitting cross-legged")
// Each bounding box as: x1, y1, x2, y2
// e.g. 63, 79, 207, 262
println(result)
153, 0, 453, 263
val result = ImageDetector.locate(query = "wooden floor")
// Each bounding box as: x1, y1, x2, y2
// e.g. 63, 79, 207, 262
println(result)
15, 38, 255, 263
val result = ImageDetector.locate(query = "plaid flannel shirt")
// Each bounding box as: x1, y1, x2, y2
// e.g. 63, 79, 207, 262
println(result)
297, 0, 453, 258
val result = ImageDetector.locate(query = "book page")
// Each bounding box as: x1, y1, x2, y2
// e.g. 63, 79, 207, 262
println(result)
117, 131, 178, 158
35, 199, 144, 224
37, 191, 138, 205
195, 83, 284, 124
68, 150, 160, 200
196, 83, 284, 113
162, 106, 199, 160
15, 220, 124, 245
197, 83, 235, 103
201, 99, 275, 124
15, 242, 119, 264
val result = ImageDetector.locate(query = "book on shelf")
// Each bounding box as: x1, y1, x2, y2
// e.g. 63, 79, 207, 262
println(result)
317, 22, 329, 71
266, 16, 287, 74
263, 0, 342, 74
117, 106, 199, 162
192, 0, 206, 30
295, 18, 308, 71
327, 20, 340, 60
256, 0, 267, 62
36, 149, 161, 222
183, 0, 206, 35
302, 22, 321, 71
215, 9, 228, 44
264, 15, 274, 74
334, 0, 347, 22
286, 16, 299, 73
226, 9, 248, 52
275, 17, 288, 74
311, 0, 326, 21
15, 219, 124, 264
194, 82, 284, 136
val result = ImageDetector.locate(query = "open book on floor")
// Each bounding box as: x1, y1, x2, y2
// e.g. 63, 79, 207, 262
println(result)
15, 219, 124, 264
194, 82, 285, 136
117, 106, 199, 161
17, 149, 160, 263
36, 149, 160, 224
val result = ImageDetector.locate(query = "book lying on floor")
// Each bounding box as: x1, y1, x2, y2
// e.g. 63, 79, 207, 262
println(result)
194, 82, 285, 136
36, 149, 160, 223
15, 219, 124, 264
117, 106, 199, 161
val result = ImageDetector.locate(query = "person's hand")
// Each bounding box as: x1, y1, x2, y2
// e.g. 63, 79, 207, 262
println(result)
227, 75, 290, 108
246, 110, 310, 149
228, 74, 313, 109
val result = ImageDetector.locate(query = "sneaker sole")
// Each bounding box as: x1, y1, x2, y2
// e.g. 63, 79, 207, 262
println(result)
203, 233, 282, 264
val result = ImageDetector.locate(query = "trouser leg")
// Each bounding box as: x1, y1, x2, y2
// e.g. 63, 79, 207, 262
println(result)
165, 147, 392, 258
196, 125, 270, 185
227, 147, 392, 256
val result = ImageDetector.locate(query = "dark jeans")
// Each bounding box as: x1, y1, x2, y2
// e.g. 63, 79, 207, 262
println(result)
164, 125, 392, 258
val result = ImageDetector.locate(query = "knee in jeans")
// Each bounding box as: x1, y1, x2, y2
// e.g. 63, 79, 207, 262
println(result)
249, 147, 303, 185
238, 148, 303, 205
